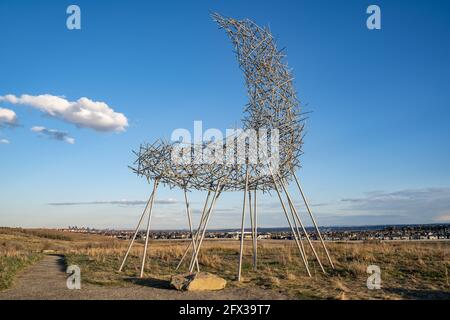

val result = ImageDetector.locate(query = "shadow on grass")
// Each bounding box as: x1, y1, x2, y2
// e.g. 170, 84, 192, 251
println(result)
124, 277, 173, 290
384, 287, 450, 300
48, 254, 67, 272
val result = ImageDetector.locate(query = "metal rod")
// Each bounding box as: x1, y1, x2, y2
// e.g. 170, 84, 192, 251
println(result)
188, 189, 216, 271
253, 189, 258, 271
189, 182, 222, 273
238, 166, 249, 281
270, 172, 311, 277
140, 179, 159, 278
176, 189, 211, 271
248, 190, 256, 271
184, 189, 200, 272
119, 183, 155, 272
293, 173, 335, 269
284, 181, 308, 264
278, 176, 325, 274
189, 189, 212, 263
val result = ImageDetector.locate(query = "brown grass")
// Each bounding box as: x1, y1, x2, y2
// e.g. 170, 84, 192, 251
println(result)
1, 228, 449, 299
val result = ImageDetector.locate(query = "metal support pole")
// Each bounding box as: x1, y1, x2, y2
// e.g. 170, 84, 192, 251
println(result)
119, 181, 156, 272
140, 178, 160, 278
188, 190, 217, 272
284, 179, 308, 264
189, 189, 212, 266
176, 189, 211, 271
270, 172, 311, 277
248, 190, 256, 271
278, 176, 326, 274
184, 189, 200, 272
253, 189, 258, 271
189, 182, 222, 273
293, 173, 335, 269
238, 166, 249, 281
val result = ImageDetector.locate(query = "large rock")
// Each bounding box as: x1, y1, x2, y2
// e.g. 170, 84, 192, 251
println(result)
170, 272, 227, 291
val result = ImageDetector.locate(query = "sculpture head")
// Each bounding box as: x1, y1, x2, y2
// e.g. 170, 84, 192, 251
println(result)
132, 13, 305, 192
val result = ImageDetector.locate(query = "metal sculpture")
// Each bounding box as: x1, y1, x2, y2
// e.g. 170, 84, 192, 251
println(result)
119, 13, 334, 280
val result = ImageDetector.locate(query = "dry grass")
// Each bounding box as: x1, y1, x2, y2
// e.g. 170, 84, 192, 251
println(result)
1, 228, 449, 299
0, 230, 44, 290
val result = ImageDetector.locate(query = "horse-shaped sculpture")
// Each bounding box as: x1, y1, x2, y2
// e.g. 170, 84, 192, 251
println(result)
119, 13, 334, 280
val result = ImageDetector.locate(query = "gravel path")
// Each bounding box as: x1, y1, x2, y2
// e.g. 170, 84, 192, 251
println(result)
0, 255, 289, 300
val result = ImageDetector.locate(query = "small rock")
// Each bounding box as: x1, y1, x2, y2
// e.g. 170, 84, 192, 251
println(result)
170, 272, 227, 291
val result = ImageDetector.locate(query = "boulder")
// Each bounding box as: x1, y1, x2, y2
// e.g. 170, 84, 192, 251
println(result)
170, 272, 227, 291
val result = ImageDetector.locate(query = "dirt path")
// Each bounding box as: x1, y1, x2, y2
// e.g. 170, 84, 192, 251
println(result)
0, 255, 289, 300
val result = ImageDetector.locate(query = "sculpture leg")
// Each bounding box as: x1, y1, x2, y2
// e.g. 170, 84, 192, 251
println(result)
238, 166, 249, 281
140, 179, 160, 278
248, 190, 256, 271
119, 180, 156, 272
176, 190, 211, 271
184, 189, 200, 272
270, 172, 311, 277
279, 176, 326, 274
293, 173, 335, 269
253, 189, 258, 271
189, 182, 222, 273
285, 181, 308, 265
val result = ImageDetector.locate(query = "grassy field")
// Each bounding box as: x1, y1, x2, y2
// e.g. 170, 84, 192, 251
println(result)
0, 228, 45, 290
0, 227, 449, 299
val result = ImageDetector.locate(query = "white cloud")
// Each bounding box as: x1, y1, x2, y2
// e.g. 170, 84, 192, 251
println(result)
341, 188, 450, 224
31, 126, 75, 144
0, 107, 17, 126
0, 138, 10, 144
433, 214, 450, 222
47, 198, 179, 206
0, 94, 128, 132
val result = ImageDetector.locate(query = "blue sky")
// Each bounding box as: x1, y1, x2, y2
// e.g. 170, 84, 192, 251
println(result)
0, 0, 450, 229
